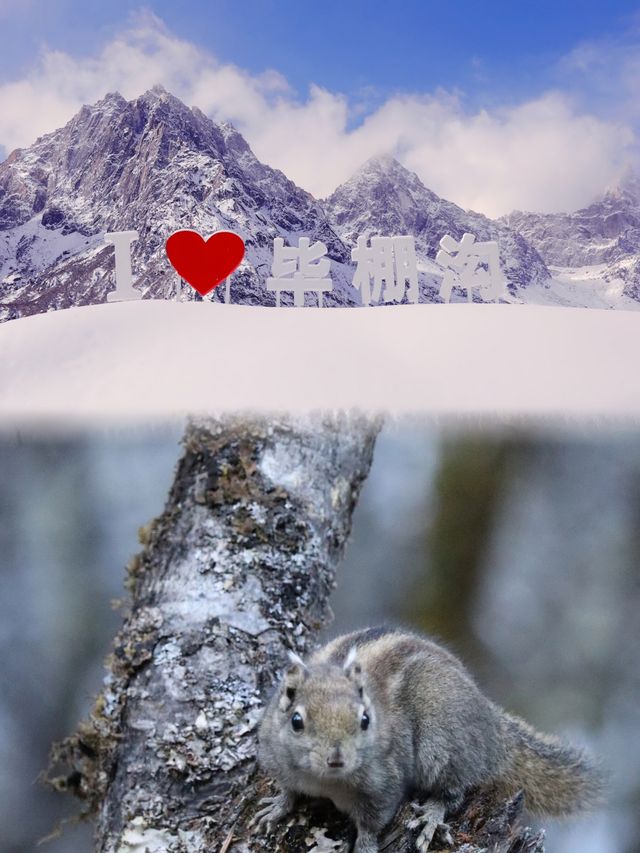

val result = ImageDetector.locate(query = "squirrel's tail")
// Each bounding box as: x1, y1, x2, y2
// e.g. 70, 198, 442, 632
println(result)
497, 713, 605, 816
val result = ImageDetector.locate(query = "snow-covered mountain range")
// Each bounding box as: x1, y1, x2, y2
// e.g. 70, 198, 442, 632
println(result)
503, 175, 640, 305
324, 155, 550, 299
1, 86, 639, 319
0, 86, 353, 318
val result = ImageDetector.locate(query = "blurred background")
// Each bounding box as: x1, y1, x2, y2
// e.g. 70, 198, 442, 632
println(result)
0, 419, 639, 852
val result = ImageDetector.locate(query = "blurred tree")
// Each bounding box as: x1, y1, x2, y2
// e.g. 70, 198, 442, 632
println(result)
0, 437, 104, 851
410, 433, 515, 665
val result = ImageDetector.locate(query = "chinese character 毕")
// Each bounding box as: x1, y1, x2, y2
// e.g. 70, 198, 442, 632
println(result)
266, 237, 333, 307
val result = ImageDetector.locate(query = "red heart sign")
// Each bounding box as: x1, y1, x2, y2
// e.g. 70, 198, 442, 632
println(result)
165, 230, 245, 295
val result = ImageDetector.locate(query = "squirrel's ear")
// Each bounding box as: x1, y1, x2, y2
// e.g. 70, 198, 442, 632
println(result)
279, 651, 308, 710
344, 646, 365, 694
287, 650, 307, 670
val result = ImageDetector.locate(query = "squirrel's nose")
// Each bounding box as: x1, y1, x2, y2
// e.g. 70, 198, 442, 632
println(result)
327, 747, 344, 768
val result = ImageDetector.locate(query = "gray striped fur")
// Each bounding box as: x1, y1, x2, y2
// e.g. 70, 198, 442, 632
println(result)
257, 627, 603, 852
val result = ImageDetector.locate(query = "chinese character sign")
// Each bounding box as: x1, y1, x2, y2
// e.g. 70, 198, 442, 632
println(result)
266, 237, 333, 307
352, 236, 419, 306
436, 233, 508, 303
104, 228, 510, 307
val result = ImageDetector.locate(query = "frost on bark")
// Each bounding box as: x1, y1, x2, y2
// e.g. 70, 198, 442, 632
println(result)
48, 414, 544, 853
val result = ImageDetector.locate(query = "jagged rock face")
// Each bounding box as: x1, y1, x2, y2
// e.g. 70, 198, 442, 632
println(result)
0, 86, 354, 319
502, 176, 640, 300
9, 86, 637, 317
324, 156, 551, 296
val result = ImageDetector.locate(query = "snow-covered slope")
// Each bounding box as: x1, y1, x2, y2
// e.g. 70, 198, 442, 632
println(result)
521, 263, 640, 311
2, 87, 639, 318
1, 301, 639, 420
0, 86, 354, 318
503, 173, 640, 302
324, 156, 552, 301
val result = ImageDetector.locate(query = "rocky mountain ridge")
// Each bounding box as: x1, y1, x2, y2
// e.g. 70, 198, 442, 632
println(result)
1, 86, 638, 318
0, 85, 353, 318
324, 155, 550, 299
502, 173, 640, 302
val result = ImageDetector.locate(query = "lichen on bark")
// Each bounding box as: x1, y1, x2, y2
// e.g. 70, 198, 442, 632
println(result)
48, 413, 380, 851
47, 413, 544, 853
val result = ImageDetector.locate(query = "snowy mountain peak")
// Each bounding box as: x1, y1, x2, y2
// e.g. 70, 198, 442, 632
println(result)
334, 154, 439, 202
503, 171, 640, 301
325, 154, 550, 295
1, 89, 637, 317
146, 83, 171, 98
352, 153, 410, 177
94, 90, 127, 107
604, 169, 640, 205
0, 88, 353, 318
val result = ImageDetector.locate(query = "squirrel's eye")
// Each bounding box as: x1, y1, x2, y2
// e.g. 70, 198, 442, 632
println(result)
291, 712, 304, 732
360, 711, 370, 731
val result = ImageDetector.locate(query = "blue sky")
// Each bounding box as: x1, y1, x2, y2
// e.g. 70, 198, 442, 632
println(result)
2, 0, 638, 105
1, 1, 639, 214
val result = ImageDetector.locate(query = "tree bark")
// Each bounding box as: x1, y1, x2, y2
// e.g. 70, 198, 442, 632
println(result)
48, 413, 544, 853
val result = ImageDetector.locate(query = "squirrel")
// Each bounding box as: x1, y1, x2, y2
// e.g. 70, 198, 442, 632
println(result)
255, 626, 603, 853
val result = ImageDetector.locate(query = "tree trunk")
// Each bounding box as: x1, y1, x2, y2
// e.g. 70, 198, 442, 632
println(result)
48, 413, 544, 853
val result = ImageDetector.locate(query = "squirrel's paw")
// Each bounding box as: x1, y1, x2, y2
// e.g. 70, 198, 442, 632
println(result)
308, 827, 349, 853
250, 792, 293, 833
407, 800, 452, 852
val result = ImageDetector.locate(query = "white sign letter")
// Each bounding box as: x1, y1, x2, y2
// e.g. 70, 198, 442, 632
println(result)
105, 231, 141, 302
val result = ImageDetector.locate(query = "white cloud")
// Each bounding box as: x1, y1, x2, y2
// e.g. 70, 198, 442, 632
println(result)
0, 9, 636, 216
560, 25, 640, 128
382, 92, 634, 214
